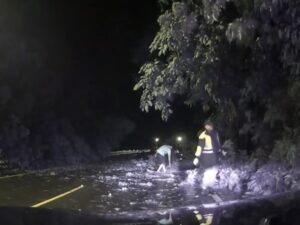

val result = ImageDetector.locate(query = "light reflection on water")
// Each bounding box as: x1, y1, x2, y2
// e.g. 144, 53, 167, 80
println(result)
0, 158, 300, 224
0, 158, 238, 215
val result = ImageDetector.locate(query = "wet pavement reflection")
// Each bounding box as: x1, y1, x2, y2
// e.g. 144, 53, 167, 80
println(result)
0, 158, 239, 214
0, 158, 300, 224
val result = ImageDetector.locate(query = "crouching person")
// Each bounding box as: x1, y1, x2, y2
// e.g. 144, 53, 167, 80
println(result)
155, 145, 172, 172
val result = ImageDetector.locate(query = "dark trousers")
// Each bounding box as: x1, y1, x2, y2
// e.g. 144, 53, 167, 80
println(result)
156, 154, 166, 166
200, 153, 217, 169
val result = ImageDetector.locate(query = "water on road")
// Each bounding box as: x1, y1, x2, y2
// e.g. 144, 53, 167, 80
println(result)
0, 158, 239, 216
2, 158, 300, 225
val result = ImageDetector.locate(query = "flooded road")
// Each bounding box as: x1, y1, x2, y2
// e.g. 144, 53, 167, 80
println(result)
1, 158, 300, 225
0, 158, 239, 215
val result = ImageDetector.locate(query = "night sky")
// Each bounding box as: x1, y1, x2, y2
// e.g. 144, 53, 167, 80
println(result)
0, 1, 201, 150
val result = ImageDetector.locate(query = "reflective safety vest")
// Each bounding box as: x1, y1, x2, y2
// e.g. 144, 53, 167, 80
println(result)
195, 131, 219, 157
193, 210, 213, 225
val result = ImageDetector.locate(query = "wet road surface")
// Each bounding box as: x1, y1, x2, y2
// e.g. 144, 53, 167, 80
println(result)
1, 158, 300, 224
0, 158, 239, 215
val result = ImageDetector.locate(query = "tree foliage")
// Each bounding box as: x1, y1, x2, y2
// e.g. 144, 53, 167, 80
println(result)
135, 0, 300, 166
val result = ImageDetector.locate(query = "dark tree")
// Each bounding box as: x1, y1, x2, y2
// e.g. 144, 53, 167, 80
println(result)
135, 0, 300, 166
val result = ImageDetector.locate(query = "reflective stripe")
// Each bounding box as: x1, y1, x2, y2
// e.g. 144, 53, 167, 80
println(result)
202, 150, 214, 154
195, 146, 202, 157
202, 214, 213, 225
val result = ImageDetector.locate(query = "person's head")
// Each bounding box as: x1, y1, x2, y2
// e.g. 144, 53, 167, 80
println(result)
204, 120, 214, 132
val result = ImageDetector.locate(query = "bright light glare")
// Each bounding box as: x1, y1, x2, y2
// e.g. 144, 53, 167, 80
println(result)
177, 136, 183, 142
155, 137, 160, 143
202, 167, 218, 189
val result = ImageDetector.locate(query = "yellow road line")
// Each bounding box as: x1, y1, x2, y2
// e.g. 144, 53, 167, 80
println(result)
31, 184, 84, 208
0, 173, 29, 180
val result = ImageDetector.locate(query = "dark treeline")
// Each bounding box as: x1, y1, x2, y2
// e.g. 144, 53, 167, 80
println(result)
0, 1, 162, 168
135, 0, 300, 167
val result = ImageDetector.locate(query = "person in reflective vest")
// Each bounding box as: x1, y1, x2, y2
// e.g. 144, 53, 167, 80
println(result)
155, 145, 172, 172
193, 121, 221, 168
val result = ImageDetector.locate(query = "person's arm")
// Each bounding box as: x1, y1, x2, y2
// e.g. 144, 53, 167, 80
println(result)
194, 132, 205, 166
168, 148, 171, 166
195, 133, 205, 157
195, 146, 202, 157
215, 131, 221, 152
